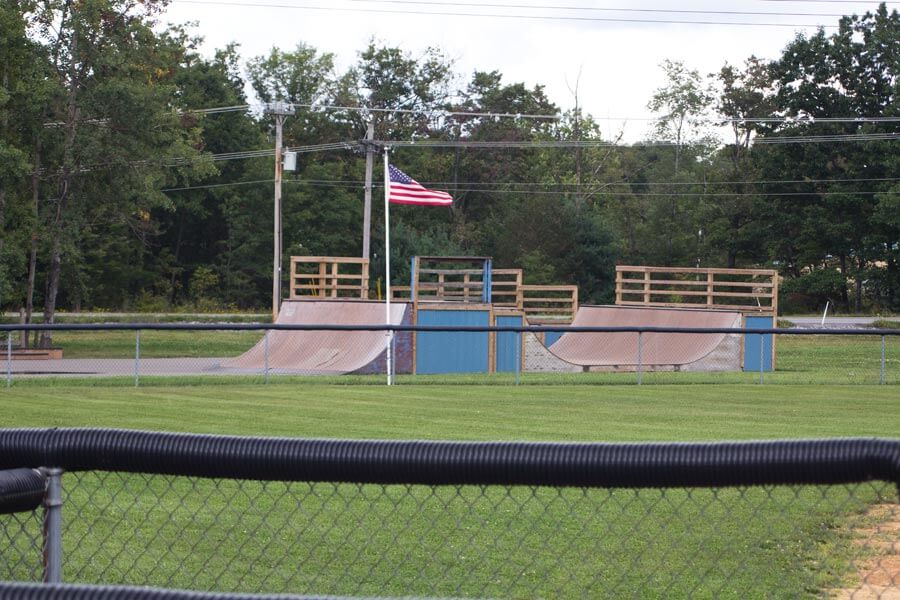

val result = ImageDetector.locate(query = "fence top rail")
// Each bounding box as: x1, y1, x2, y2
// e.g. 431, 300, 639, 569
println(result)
1, 323, 898, 336
0, 429, 898, 488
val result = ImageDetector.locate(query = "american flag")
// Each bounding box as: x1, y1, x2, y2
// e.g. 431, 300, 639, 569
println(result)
388, 164, 453, 206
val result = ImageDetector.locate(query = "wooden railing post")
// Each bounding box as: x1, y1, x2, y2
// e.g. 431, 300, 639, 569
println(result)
643, 270, 651, 304
330, 262, 339, 298
707, 272, 714, 306
318, 262, 327, 298
615, 269, 623, 304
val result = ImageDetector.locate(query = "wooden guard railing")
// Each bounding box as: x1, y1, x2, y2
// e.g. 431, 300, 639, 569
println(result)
416, 268, 487, 303
615, 266, 778, 315
401, 268, 523, 306
289, 256, 369, 300
521, 285, 579, 324
390, 286, 412, 301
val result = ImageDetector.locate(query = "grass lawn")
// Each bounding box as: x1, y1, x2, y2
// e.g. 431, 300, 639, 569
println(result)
1, 384, 898, 597
1, 383, 898, 440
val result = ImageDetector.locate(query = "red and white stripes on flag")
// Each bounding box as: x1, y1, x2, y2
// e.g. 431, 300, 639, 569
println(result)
387, 164, 453, 206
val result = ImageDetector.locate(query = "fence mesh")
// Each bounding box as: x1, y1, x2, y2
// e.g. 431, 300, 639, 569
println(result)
0, 508, 43, 582
2, 472, 898, 598
2, 325, 897, 386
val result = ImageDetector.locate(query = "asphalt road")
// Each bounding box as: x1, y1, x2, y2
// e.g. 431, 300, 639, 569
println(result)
786, 316, 899, 328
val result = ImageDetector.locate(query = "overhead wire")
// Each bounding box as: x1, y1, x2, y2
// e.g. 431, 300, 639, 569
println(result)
161, 175, 900, 195
377, 132, 900, 148
339, 0, 854, 18
172, 0, 841, 26
46, 99, 900, 125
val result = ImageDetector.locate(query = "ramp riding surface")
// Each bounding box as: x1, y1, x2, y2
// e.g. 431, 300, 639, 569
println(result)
222, 300, 411, 375
536, 305, 742, 371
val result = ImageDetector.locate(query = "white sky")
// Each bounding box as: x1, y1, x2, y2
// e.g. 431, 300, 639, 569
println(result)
162, 0, 894, 141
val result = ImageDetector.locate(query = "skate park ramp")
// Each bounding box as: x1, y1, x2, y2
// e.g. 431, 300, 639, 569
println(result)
527, 305, 742, 372
222, 300, 411, 375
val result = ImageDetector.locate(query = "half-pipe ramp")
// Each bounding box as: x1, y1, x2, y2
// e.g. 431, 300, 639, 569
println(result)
222, 300, 411, 375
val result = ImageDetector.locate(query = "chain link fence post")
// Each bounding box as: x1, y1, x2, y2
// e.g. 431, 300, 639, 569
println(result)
6, 332, 11, 388
636, 331, 643, 386
881, 335, 886, 385
41, 468, 63, 584
758, 333, 764, 385
515, 330, 521, 386
263, 330, 270, 384
391, 329, 397, 385
134, 330, 141, 388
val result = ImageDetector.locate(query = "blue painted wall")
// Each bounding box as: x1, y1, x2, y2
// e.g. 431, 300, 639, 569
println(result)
544, 331, 565, 347
744, 315, 774, 372
495, 314, 523, 373
416, 309, 491, 374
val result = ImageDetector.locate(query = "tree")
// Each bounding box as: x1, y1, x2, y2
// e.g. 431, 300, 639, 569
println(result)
20, 0, 210, 343
698, 57, 776, 268
647, 60, 716, 173
761, 3, 900, 310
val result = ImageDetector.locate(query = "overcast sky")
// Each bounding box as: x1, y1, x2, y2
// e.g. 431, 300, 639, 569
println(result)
162, 0, 895, 141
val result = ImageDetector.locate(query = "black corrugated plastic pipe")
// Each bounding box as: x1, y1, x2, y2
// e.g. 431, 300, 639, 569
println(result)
0, 429, 897, 489
0, 467, 46, 514
0, 582, 357, 600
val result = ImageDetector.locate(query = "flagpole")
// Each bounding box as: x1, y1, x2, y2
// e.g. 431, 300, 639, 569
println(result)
383, 147, 393, 386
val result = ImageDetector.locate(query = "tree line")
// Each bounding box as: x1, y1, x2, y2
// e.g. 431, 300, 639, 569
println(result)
1, 1, 898, 344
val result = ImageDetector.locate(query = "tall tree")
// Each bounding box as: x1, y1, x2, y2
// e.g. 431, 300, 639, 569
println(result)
762, 3, 900, 310
21, 0, 209, 341
647, 60, 715, 173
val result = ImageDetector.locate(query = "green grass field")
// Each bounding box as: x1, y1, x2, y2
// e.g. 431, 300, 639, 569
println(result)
1, 383, 898, 440
1, 383, 898, 596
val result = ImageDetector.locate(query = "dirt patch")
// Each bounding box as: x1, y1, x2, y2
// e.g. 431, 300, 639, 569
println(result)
832, 504, 900, 599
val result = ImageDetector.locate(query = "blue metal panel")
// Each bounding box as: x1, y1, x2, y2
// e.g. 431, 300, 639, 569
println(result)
495, 315, 523, 373
544, 331, 565, 347
417, 310, 491, 374
744, 316, 774, 372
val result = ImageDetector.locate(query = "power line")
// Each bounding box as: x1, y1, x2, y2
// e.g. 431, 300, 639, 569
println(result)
47, 99, 900, 126
179, 102, 900, 124
161, 175, 900, 195
173, 0, 840, 26
378, 132, 900, 148
161, 178, 275, 192
183, 101, 563, 121
758, 0, 895, 4
344, 0, 851, 18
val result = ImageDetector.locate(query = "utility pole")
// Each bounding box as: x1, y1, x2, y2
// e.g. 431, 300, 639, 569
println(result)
266, 101, 295, 321
362, 120, 375, 259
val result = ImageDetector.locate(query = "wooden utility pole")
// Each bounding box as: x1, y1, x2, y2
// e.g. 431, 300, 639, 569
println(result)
267, 101, 295, 321
362, 120, 375, 259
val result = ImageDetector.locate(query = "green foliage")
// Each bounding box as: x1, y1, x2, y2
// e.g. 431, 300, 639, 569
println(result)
1, 5, 897, 315
872, 319, 900, 329
780, 268, 849, 312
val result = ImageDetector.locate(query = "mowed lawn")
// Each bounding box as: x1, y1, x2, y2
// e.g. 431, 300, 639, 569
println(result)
1, 384, 898, 598
1, 383, 898, 440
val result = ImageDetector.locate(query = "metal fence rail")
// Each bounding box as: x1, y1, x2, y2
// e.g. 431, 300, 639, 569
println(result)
0, 430, 898, 598
1, 323, 898, 386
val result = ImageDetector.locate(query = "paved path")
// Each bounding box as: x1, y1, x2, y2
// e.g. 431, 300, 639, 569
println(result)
8, 358, 225, 377
787, 316, 899, 328
2, 312, 267, 320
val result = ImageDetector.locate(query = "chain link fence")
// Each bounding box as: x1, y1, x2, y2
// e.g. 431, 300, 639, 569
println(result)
1, 323, 897, 386
1, 430, 898, 598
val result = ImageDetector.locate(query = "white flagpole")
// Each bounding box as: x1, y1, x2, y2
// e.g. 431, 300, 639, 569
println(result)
383, 147, 393, 386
